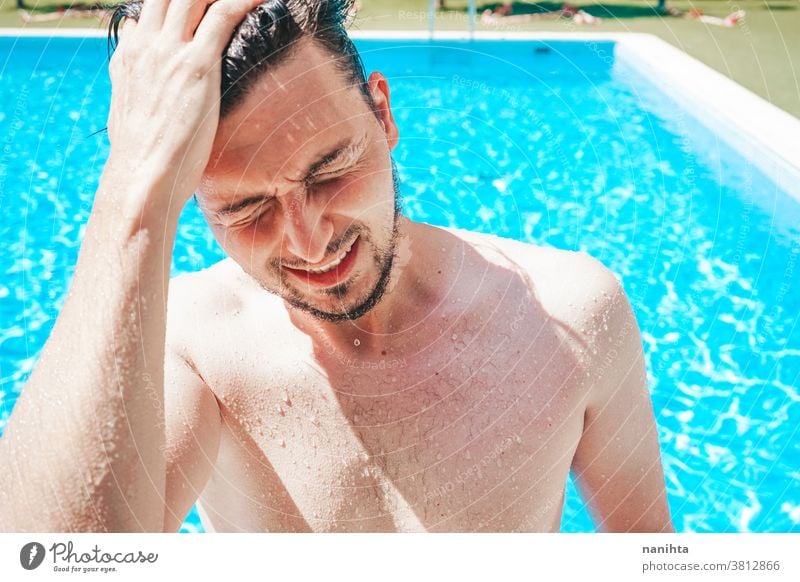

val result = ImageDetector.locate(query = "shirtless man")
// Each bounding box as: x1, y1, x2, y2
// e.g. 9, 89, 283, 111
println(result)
0, 0, 673, 533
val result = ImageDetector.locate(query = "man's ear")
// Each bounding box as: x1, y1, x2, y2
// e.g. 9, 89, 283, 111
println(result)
366, 71, 399, 150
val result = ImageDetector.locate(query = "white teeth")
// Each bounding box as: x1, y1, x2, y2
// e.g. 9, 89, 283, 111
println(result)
307, 251, 346, 274
302, 238, 357, 274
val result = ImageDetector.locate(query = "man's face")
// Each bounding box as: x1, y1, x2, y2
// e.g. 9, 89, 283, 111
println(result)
197, 39, 401, 322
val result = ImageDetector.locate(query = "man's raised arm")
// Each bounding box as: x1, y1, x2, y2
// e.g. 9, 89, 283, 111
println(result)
0, 0, 260, 532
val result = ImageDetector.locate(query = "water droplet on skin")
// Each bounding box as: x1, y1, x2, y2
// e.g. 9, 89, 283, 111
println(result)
354, 338, 361, 347
451, 334, 458, 340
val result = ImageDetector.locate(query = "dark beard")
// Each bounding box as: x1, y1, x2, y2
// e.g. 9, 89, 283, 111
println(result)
265, 159, 403, 323
284, 228, 398, 322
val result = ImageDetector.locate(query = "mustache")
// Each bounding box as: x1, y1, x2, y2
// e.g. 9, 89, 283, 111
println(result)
275, 224, 361, 270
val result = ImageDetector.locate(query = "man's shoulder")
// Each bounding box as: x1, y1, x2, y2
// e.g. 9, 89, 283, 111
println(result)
438, 225, 619, 295
165, 259, 284, 343
167, 259, 240, 315
436, 225, 625, 336
164, 260, 233, 356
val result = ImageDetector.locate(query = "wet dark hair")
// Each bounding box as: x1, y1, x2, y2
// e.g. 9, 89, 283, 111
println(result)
107, 0, 374, 117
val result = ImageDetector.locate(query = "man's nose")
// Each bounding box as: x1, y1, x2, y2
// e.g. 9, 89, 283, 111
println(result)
280, 193, 333, 265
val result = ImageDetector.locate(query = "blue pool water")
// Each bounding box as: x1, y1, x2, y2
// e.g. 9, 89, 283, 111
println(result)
1, 35, 798, 533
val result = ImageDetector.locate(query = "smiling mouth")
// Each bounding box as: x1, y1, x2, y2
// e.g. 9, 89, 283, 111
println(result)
282, 236, 360, 287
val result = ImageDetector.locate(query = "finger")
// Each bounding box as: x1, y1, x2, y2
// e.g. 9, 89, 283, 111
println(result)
137, 0, 170, 32
109, 18, 136, 73
163, 0, 220, 41
114, 17, 137, 51
193, 0, 262, 56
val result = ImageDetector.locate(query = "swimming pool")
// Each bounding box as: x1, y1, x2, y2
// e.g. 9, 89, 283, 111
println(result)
0, 31, 798, 533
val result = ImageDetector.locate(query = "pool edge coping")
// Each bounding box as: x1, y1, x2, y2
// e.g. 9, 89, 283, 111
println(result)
611, 33, 800, 203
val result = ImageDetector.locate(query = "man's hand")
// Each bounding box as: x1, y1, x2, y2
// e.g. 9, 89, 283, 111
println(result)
106, 0, 263, 209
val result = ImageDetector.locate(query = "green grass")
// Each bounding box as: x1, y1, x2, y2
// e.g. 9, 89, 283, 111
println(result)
1, 0, 798, 117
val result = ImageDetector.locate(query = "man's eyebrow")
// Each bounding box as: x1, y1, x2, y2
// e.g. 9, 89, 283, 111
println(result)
214, 193, 275, 217
302, 136, 366, 181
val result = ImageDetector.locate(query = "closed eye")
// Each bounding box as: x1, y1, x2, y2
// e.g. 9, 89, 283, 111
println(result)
308, 171, 344, 187
220, 200, 275, 228
306, 154, 365, 188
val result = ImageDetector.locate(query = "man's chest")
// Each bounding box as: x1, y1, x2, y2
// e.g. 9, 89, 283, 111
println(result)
199, 326, 591, 531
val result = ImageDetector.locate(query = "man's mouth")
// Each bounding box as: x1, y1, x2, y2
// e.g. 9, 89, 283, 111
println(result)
282, 236, 360, 288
